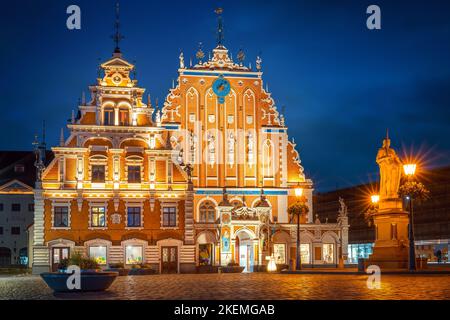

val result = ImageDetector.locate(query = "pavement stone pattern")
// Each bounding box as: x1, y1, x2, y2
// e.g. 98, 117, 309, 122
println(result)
0, 273, 449, 300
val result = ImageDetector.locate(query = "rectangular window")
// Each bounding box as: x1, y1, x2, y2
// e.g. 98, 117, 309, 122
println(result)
91, 207, 106, 227
125, 246, 143, 265
119, 110, 129, 126
28, 203, 34, 212
54, 207, 69, 228
162, 207, 177, 227
0, 203, 3, 211
128, 166, 141, 183
11, 203, 21, 212
127, 207, 141, 227
104, 109, 114, 126
11, 227, 20, 235
0, 227, 3, 235
89, 246, 107, 265
301, 244, 311, 264
92, 165, 105, 183
322, 244, 334, 264
273, 244, 286, 265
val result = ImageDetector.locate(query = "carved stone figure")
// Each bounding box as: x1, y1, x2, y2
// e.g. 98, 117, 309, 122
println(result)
179, 51, 185, 69
338, 197, 348, 217
207, 133, 215, 164
376, 134, 403, 200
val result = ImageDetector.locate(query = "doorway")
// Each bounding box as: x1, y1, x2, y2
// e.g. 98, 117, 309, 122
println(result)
52, 247, 70, 271
236, 231, 254, 272
161, 246, 178, 274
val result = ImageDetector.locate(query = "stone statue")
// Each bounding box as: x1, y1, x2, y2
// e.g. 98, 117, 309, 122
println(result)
179, 51, 185, 69
256, 56, 262, 71
338, 197, 348, 217
155, 109, 161, 125
207, 133, 215, 164
227, 132, 235, 164
376, 134, 403, 200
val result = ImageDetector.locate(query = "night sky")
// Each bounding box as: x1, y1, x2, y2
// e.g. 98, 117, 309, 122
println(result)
1, 0, 450, 192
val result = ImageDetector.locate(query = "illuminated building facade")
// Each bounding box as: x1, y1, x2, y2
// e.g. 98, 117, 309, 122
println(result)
31, 9, 349, 274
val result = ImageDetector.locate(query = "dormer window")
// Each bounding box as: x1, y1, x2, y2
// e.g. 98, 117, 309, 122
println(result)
119, 108, 129, 126
14, 164, 25, 173
104, 108, 114, 126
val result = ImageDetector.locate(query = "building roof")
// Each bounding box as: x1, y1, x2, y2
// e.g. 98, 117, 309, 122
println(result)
0, 150, 54, 188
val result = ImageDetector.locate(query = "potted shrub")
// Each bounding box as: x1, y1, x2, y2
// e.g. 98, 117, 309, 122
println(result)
220, 261, 245, 273
41, 252, 118, 292
128, 263, 156, 276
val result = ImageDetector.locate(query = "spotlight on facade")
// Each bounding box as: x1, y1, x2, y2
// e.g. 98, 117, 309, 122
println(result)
403, 164, 417, 176
371, 194, 380, 204
295, 187, 303, 198
150, 183, 155, 190
267, 256, 277, 272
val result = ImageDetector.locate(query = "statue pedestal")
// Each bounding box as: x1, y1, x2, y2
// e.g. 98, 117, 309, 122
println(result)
367, 205, 410, 270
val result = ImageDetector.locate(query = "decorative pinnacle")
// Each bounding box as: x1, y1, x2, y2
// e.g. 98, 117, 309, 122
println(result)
237, 48, 245, 64
196, 42, 205, 63
112, 1, 124, 54
215, 8, 224, 46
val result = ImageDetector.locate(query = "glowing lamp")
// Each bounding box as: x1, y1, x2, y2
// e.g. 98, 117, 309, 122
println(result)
295, 187, 303, 198
77, 182, 83, 190
150, 183, 155, 190
371, 195, 380, 204
113, 182, 120, 190
267, 256, 277, 272
403, 164, 417, 176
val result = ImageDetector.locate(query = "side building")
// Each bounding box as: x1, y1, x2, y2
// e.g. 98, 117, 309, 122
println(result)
0, 151, 52, 266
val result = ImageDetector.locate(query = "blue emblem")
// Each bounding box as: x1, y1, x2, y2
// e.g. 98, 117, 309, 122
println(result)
212, 75, 231, 104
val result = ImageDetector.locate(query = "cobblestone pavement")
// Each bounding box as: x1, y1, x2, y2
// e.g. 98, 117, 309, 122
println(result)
0, 273, 449, 300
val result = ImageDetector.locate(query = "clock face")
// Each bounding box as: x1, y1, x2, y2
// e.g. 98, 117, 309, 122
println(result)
212, 75, 231, 103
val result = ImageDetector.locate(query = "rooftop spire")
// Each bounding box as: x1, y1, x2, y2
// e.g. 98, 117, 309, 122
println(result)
112, 1, 124, 55
215, 8, 224, 47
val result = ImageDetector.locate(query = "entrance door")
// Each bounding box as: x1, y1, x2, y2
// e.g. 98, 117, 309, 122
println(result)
52, 247, 70, 272
161, 247, 178, 274
239, 245, 248, 272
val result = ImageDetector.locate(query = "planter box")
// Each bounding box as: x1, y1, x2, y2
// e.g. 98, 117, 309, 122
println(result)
220, 266, 245, 273
128, 268, 156, 276
41, 271, 118, 293
196, 265, 219, 273
105, 268, 130, 276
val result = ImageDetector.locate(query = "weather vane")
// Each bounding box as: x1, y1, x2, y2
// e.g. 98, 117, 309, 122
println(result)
215, 8, 224, 46
112, 1, 124, 53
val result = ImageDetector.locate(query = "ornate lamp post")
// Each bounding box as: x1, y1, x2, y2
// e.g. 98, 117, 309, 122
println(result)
289, 186, 309, 270
403, 163, 417, 271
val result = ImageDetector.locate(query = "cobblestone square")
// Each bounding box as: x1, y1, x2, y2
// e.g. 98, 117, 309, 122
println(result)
0, 273, 449, 300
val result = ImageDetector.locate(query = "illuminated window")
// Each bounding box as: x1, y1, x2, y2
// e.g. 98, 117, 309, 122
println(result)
323, 244, 334, 263
273, 244, 286, 264
89, 246, 107, 265
199, 201, 216, 223
125, 246, 143, 265
91, 207, 106, 227
119, 109, 129, 126
162, 207, 177, 227
127, 207, 141, 227
54, 207, 69, 228
103, 108, 114, 126
128, 166, 141, 183
92, 165, 105, 183
300, 244, 310, 264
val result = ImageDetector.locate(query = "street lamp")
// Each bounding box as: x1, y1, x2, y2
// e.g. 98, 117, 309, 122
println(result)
290, 185, 306, 271
371, 194, 380, 205
403, 163, 417, 272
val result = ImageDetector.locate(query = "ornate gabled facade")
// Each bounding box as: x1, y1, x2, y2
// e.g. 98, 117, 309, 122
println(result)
32, 9, 348, 274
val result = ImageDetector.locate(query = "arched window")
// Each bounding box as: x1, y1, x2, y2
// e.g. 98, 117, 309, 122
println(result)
199, 201, 216, 223
231, 199, 243, 209
103, 107, 115, 126
263, 140, 274, 177
119, 108, 130, 126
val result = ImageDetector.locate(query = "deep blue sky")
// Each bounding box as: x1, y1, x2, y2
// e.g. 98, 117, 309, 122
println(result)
1, 0, 450, 192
